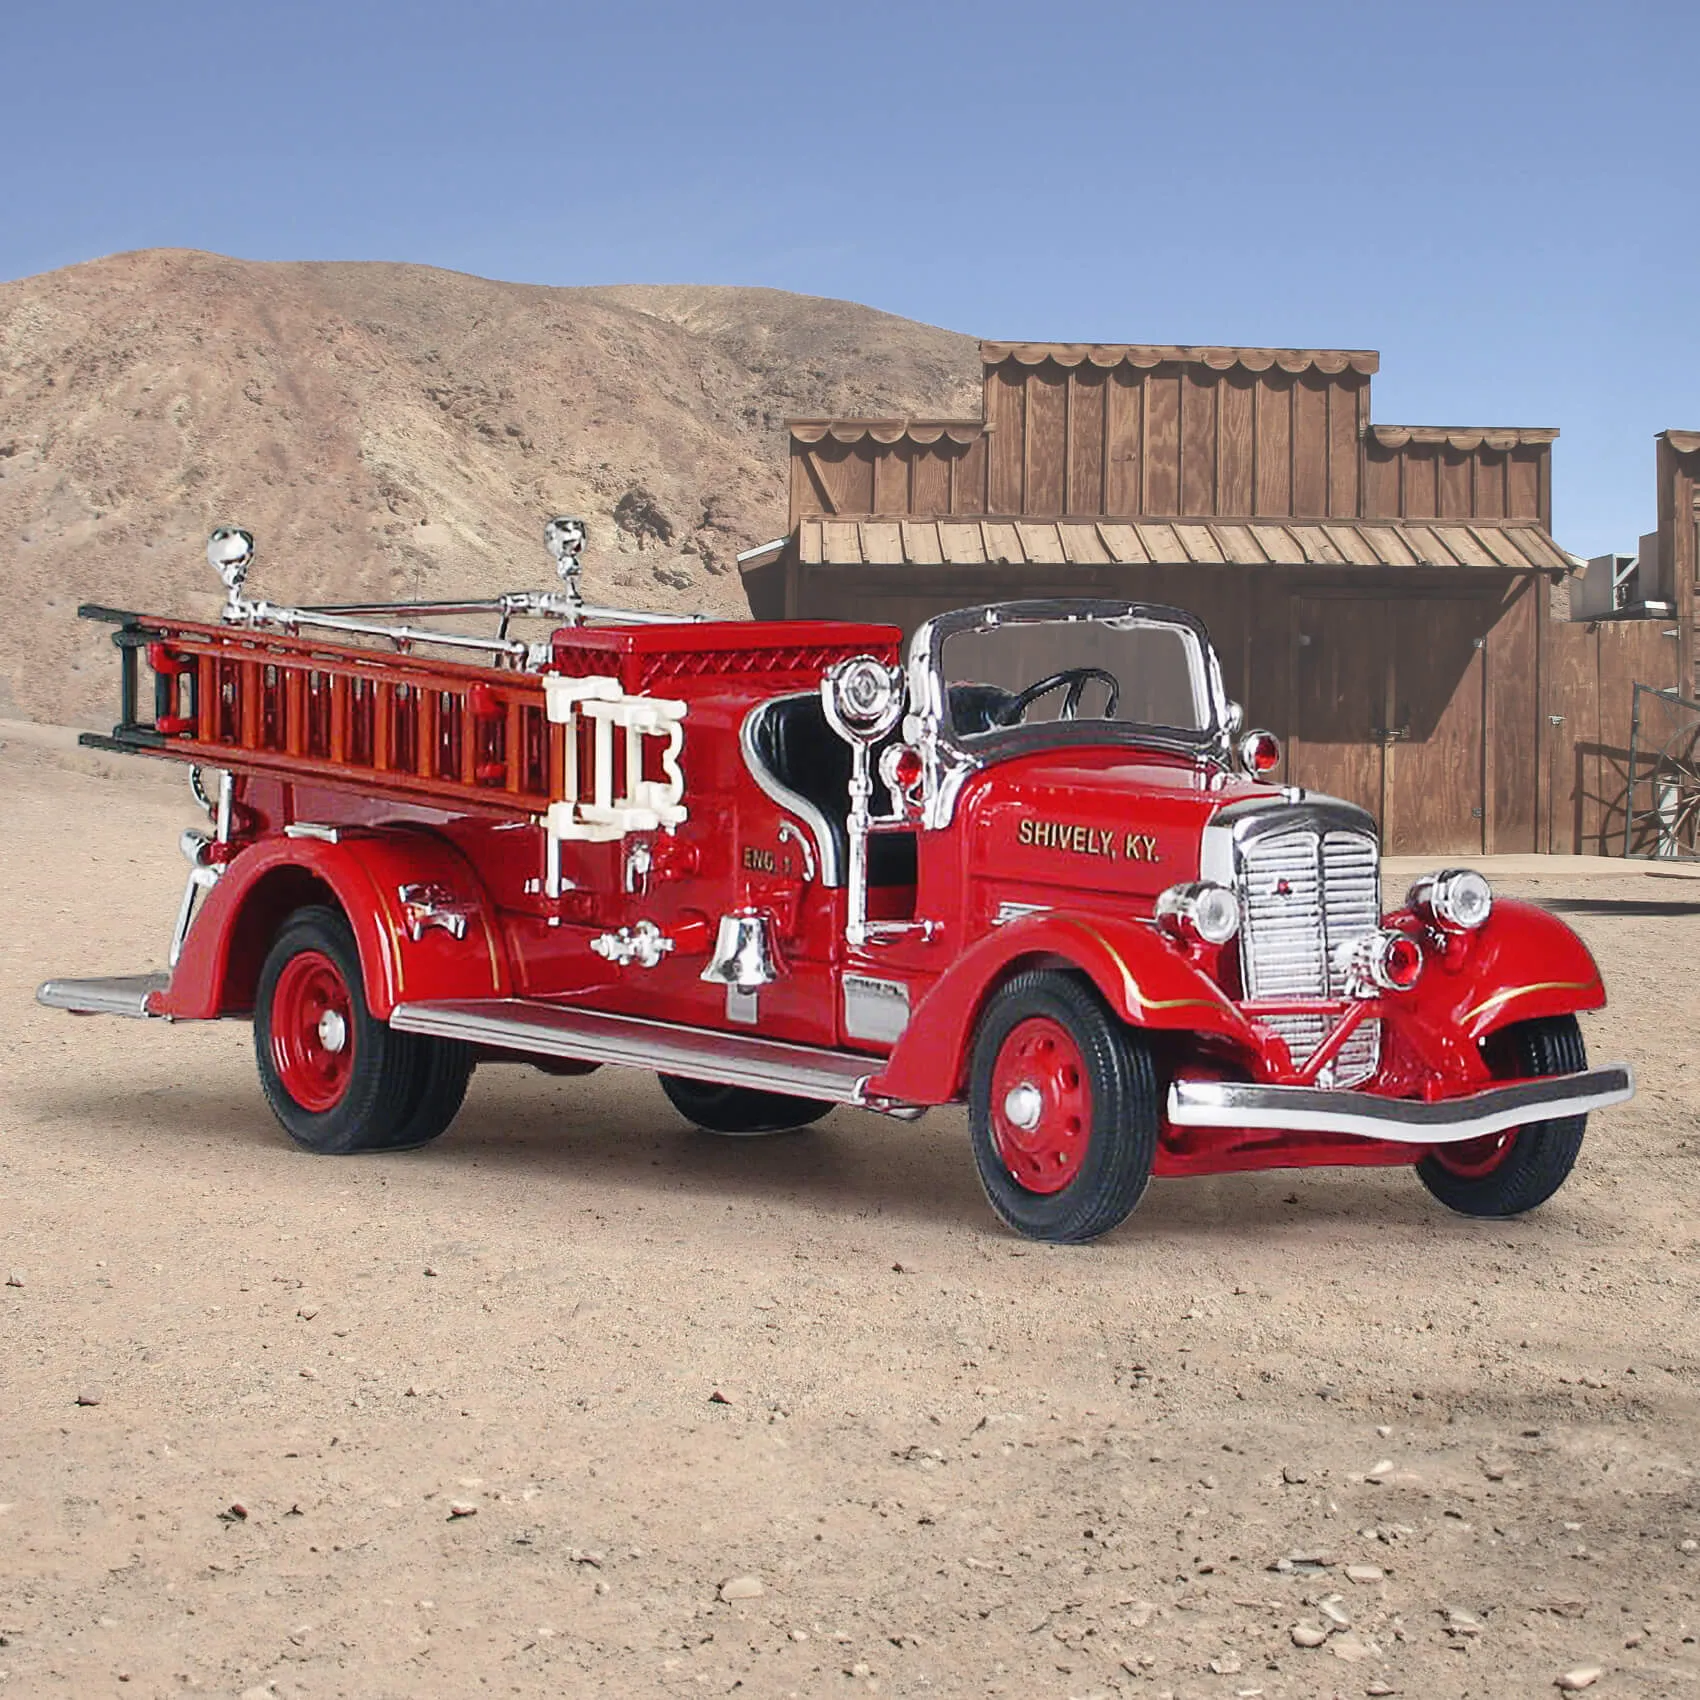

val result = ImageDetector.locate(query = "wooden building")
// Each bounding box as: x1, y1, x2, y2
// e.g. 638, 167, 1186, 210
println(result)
740, 344, 1681, 856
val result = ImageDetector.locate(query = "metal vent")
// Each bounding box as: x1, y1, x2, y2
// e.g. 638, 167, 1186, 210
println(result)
1238, 823, 1381, 1086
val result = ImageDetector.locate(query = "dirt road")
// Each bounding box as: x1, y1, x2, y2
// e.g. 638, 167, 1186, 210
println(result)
2, 736, 1696, 1699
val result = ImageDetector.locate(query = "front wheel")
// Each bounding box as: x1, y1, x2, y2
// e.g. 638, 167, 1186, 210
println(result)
1415, 1015, 1588, 1217
968, 970, 1158, 1242
255, 905, 470, 1154
658, 1074, 834, 1136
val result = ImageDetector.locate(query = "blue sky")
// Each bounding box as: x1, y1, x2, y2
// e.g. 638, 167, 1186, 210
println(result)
2, 0, 1693, 555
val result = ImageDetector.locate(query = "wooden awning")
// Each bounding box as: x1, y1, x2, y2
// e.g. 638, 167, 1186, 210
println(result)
795, 516, 1573, 573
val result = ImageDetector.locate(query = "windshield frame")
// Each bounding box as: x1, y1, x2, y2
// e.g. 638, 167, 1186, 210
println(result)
902, 599, 1233, 828
912, 598, 1230, 753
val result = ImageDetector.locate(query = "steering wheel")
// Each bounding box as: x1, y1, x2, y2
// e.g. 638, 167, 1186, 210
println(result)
996, 667, 1120, 726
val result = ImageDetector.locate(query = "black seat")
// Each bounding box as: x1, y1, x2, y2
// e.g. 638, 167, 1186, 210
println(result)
747, 695, 915, 887
947, 681, 1016, 735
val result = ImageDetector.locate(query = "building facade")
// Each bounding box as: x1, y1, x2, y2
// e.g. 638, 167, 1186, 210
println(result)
741, 343, 1679, 856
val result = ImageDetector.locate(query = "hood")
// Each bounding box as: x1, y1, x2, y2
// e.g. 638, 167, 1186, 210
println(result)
958, 747, 1286, 903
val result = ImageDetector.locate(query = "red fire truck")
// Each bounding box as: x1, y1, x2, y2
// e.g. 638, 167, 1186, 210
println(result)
38, 520, 1633, 1241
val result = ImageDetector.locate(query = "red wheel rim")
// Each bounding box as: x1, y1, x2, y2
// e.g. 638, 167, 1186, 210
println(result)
989, 1016, 1090, 1194
1431, 1130, 1516, 1179
269, 949, 356, 1113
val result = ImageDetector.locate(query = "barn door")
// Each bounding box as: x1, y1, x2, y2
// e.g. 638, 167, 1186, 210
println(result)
1381, 597, 1487, 856
1286, 595, 1487, 855
1287, 596, 1388, 822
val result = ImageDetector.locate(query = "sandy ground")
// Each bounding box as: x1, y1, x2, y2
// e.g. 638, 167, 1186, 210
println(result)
2, 731, 1697, 1700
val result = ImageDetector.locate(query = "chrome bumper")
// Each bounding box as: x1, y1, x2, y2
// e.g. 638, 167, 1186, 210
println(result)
35, 973, 169, 1018
1166, 1065, 1634, 1145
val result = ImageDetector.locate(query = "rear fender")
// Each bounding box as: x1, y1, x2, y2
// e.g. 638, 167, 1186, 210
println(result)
157, 830, 512, 1020
871, 912, 1252, 1105
1400, 896, 1606, 1044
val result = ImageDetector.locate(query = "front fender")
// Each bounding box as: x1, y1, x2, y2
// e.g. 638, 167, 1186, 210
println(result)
158, 829, 512, 1020
1399, 896, 1606, 1044
871, 912, 1252, 1106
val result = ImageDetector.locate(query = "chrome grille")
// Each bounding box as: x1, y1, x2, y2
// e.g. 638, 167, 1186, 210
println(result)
1238, 822, 1381, 1086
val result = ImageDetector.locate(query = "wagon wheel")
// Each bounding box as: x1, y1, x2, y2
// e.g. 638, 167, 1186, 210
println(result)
1648, 722, 1700, 855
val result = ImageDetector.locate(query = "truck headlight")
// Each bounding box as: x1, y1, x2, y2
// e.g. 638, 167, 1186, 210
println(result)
1342, 928, 1425, 994
1407, 867, 1493, 931
1156, 880, 1240, 946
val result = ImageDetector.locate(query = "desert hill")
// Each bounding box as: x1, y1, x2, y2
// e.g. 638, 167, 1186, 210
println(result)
0, 250, 980, 727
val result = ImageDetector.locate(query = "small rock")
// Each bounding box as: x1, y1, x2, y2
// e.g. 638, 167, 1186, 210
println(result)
790, 1629, 809, 1642
1555, 1670, 1602, 1692
423, 1266, 438, 1277
1331, 1633, 1375, 1663
1680, 1538, 1697, 1554
708, 1390, 731, 1405
1291, 1622, 1329, 1648
299, 1367, 318, 1380
447, 1501, 478, 1519
1318, 1596, 1352, 1630
241, 1687, 274, 1700
719, 1575, 764, 1602
1209, 1652, 1243, 1674
1365, 1683, 1397, 1696
1366, 1460, 1394, 1482
848, 1663, 871, 1679
5, 1270, 22, 1287
296, 1305, 319, 1321
1282, 1465, 1310, 1485
406, 1384, 423, 1398
1445, 1609, 1483, 1638
1125, 1601, 1157, 1628
1346, 1564, 1386, 1584
74, 1388, 102, 1407
1374, 1425, 1391, 1438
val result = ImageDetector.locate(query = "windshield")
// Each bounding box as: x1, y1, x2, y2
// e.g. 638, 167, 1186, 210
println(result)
935, 608, 1218, 747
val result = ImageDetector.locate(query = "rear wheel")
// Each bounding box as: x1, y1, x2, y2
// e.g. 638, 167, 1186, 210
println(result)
969, 970, 1158, 1242
1415, 1015, 1588, 1217
658, 1074, 834, 1136
255, 905, 469, 1154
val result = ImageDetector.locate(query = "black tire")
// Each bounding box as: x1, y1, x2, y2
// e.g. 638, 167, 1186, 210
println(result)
1415, 1015, 1588, 1217
387, 1034, 475, 1152
658, 1073, 834, 1136
968, 969, 1158, 1242
254, 905, 465, 1154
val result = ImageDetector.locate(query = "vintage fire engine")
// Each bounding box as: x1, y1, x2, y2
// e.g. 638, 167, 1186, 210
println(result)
38, 519, 1633, 1241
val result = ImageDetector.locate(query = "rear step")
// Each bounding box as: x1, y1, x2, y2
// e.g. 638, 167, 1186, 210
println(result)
389, 998, 923, 1116
36, 973, 170, 1018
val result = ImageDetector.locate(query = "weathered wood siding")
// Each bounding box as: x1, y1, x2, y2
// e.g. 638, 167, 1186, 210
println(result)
1657, 431, 1700, 695
788, 425, 988, 523
787, 348, 1558, 535
1362, 427, 1554, 530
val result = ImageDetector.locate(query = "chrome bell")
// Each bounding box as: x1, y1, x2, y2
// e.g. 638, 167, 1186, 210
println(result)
699, 910, 778, 992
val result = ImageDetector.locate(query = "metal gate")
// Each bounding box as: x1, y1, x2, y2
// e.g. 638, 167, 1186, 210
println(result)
1624, 683, 1700, 858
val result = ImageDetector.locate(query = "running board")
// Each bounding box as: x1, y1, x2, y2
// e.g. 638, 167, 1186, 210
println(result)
389, 998, 922, 1115
36, 972, 170, 1018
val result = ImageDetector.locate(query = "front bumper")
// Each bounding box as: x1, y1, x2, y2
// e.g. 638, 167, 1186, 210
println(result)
1166, 1065, 1634, 1145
